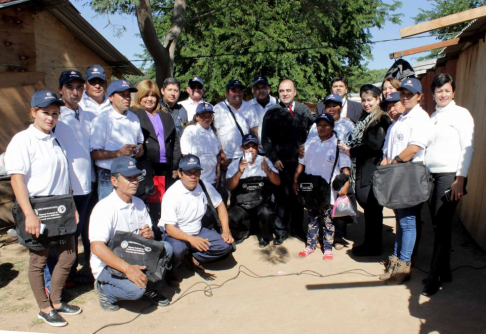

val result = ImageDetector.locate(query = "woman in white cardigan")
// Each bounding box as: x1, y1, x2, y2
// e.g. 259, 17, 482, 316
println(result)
423, 73, 475, 296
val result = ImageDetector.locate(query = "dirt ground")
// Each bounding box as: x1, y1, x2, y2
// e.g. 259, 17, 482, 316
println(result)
1, 206, 485, 334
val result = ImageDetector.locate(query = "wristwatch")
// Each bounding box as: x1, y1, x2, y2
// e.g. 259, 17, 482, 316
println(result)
394, 155, 405, 163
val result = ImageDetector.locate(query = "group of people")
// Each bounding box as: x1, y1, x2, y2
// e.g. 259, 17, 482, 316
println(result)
4, 63, 475, 327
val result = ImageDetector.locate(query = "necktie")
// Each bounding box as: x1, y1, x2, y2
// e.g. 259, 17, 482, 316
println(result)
288, 104, 294, 117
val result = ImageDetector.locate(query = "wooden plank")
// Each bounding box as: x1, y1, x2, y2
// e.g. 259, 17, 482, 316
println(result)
400, 6, 486, 38
389, 39, 461, 59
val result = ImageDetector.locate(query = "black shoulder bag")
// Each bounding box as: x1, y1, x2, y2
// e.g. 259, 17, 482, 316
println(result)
297, 143, 340, 211
224, 102, 245, 138
12, 138, 76, 250
107, 229, 171, 283
135, 158, 156, 202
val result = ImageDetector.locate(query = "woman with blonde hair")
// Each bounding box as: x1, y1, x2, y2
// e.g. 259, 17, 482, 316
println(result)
132, 79, 181, 223
338, 84, 391, 256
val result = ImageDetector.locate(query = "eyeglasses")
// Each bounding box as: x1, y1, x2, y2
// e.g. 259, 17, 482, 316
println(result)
190, 84, 203, 90
88, 78, 106, 86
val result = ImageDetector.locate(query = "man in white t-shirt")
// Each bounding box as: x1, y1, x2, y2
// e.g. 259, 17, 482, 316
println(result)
226, 134, 280, 247
90, 80, 144, 200
90, 156, 173, 311
179, 76, 205, 121
160, 154, 234, 280
248, 76, 276, 152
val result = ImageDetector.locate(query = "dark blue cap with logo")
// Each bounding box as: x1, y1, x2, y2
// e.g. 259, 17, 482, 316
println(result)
399, 77, 422, 95
252, 76, 269, 87
242, 133, 258, 145
386, 92, 401, 103
324, 94, 343, 106
31, 90, 65, 108
226, 79, 245, 91
111, 156, 142, 176
196, 102, 214, 114
59, 69, 85, 87
86, 64, 106, 81
315, 112, 335, 127
188, 76, 204, 86
107, 79, 138, 96
179, 154, 203, 171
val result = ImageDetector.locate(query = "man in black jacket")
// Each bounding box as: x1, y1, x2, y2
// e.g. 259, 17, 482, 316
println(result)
316, 77, 362, 124
261, 79, 314, 244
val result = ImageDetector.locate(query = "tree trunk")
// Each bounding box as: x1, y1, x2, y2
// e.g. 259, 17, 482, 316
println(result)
135, 0, 187, 87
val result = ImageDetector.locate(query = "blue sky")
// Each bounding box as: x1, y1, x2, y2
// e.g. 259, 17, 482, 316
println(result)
73, 0, 438, 71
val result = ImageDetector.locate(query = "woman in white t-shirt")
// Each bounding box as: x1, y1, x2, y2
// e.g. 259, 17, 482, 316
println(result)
5, 91, 81, 327
380, 78, 432, 285
422, 74, 475, 296
180, 103, 222, 186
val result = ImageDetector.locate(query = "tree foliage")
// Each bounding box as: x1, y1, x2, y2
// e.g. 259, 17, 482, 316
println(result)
414, 0, 486, 60
87, 0, 402, 103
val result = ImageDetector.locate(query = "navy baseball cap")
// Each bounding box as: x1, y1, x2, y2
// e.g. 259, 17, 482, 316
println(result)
324, 94, 343, 106
86, 64, 106, 81
315, 112, 335, 127
59, 69, 85, 87
196, 102, 214, 114
189, 76, 204, 87
226, 79, 245, 91
252, 76, 269, 87
242, 133, 258, 145
107, 79, 138, 96
31, 90, 65, 108
399, 77, 422, 95
111, 156, 142, 176
386, 92, 401, 103
179, 154, 203, 171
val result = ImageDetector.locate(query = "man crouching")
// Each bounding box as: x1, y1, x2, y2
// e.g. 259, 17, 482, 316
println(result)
160, 154, 234, 280
90, 156, 173, 311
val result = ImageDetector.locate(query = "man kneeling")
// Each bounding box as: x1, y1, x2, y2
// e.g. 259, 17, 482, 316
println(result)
90, 157, 173, 311
160, 154, 234, 279
226, 134, 281, 247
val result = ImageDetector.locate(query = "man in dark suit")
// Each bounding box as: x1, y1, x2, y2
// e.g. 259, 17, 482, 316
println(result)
316, 77, 362, 124
262, 79, 314, 244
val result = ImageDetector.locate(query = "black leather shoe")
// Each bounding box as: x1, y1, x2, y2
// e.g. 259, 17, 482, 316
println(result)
273, 235, 287, 246
38, 310, 67, 327
259, 238, 270, 248
55, 302, 82, 316
422, 277, 441, 296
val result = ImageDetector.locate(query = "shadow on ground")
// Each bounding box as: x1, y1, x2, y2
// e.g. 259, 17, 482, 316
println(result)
0, 262, 19, 289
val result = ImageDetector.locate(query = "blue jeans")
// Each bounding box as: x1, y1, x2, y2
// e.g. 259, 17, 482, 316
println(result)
45, 193, 91, 289
393, 204, 422, 262
98, 168, 114, 201
96, 240, 173, 304
164, 227, 233, 270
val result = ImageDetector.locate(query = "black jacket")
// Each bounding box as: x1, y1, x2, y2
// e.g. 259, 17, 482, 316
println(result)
132, 108, 181, 183
262, 101, 314, 164
350, 113, 391, 186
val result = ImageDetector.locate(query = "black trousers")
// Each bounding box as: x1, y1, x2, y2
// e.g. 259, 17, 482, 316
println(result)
228, 202, 275, 241
273, 162, 304, 238
355, 176, 383, 249
428, 173, 460, 278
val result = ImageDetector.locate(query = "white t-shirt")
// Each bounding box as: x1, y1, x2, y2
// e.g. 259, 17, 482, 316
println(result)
179, 98, 204, 122
249, 96, 277, 148
56, 106, 92, 195
227, 154, 278, 179
90, 107, 144, 170
5, 125, 69, 196
425, 101, 475, 176
383, 104, 432, 162
79, 92, 112, 118
159, 180, 222, 236
213, 100, 259, 159
89, 191, 152, 279
307, 117, 355, 142
180, 123, 221, 184
298, 134, 351, 204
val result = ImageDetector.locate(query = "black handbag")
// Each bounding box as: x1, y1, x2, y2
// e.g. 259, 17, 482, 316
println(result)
233, 176, 272, 210
298, 144, 339, 211
107, 230, 171, 283
372, 161, 432, 209
12, 194, 77, 250
135, 158, 156, 201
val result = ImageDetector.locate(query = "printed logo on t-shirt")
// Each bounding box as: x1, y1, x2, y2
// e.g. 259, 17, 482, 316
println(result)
327, 154, 335, 163
396, 133, 404, 141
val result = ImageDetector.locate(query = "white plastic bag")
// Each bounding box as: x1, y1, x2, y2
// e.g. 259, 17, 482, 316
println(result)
332, 195, 356, 218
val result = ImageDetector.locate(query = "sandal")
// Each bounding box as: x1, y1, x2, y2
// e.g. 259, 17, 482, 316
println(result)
298, 247, 315, 258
